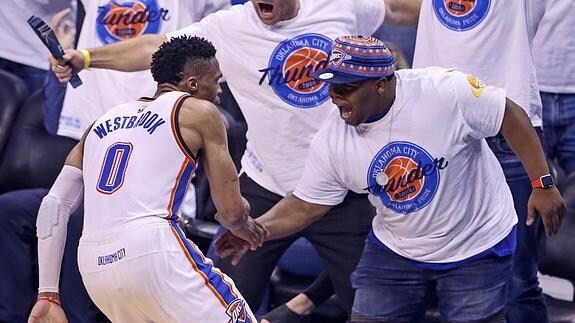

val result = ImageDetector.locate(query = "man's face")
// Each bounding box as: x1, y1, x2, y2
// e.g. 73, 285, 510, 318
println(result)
194, 58, 223, 106
250, 0, 299, 25
328, 78, 383, 126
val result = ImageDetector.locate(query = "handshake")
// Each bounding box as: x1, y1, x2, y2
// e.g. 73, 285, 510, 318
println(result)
214, 197, 269, 266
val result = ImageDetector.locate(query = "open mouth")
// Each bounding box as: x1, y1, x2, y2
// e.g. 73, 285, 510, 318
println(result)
339, 106, 352, 120
259, 3, 274, 14
256, 2, 275, 21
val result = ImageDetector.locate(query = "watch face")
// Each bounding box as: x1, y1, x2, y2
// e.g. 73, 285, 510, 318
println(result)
542, 175, 554, 188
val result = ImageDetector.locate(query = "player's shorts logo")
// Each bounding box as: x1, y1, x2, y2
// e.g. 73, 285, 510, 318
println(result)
226, 299, 247, 323
366, 142, 447, 214
259, 33, 332, 109
96, 0, 169, 45
432, 0, 491, 31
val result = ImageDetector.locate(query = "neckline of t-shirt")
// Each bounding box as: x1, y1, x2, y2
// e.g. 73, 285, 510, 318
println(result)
359, 72, 402, 130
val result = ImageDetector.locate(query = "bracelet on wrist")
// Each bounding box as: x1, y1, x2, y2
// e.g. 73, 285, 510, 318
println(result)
79, 49, 91, 69
38, 295, 61, 306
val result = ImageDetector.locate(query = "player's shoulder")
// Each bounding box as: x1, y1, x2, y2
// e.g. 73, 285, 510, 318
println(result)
178, 96, 221, 126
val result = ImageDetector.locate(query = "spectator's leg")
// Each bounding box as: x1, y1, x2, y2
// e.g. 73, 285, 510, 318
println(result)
436, 255, 512, 323
541, 92, 558, 161
0, 189, 47, 322
302, 270, 334, 307
556, 93, 575, 175
306, 191, 375, 314
351, 241, 431, 323
0, 58, 47, 93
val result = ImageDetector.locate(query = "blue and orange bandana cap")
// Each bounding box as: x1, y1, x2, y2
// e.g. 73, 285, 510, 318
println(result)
310, 35, 396, 84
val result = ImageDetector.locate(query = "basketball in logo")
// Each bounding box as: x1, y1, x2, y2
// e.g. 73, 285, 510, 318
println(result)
264, 33, 332, 109
366, 142, 442, 214
385, 157, 425, 202
444, 0, 476, 16
105, 2, 148, 40
284, 48, 328, 94
433, 0, 490, 31
96, 0, 168, 45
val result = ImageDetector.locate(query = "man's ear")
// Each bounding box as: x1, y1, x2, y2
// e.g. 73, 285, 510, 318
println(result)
185, 76, 199, 94
376, 77, 388, 94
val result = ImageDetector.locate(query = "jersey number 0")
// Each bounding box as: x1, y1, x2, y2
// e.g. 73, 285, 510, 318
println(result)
97, 142, 133, 194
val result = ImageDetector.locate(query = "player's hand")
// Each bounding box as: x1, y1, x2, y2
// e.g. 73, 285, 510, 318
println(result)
230, 216, 268, 250
214, 230, 251, 266
50, 49, 84, 83
215, 197, 268, 249
527, 186, 566, 237
28, 299, 68, 323
50, 8, 74, 50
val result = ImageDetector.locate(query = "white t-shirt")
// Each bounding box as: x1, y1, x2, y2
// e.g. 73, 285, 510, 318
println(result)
168, 0, 385, 196
0, 0, 72, 70
533, 0, 575, 93
295, 67, 518, 262
83, 91, 195, 232
413, 0, 542, 127
57, 0, 230, 139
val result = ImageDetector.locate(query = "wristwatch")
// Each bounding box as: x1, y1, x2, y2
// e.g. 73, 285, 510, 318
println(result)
531, 174, 554, 189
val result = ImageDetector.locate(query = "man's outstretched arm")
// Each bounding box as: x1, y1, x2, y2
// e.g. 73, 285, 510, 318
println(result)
216, 195, 332, 265
51, 34, 167, 82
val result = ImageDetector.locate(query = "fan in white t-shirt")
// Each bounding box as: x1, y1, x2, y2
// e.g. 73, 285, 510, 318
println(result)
215, 35, 566, 322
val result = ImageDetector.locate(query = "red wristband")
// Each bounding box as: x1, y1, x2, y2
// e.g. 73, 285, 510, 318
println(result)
37, 295, 61, 306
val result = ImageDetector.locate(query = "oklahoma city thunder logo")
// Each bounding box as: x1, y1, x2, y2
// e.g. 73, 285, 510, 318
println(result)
259, 34, 331, 109
226, 299, 247, 323
432, 0, 491, 31
96, 0, 169, 44
366, 142, 447, 214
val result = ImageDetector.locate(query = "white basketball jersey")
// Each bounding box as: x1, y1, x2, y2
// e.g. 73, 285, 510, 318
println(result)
82, 91, 195, 233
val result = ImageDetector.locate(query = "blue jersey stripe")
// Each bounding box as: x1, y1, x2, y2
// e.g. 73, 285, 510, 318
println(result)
169, 161, 195, 220
169, 222, 255, 322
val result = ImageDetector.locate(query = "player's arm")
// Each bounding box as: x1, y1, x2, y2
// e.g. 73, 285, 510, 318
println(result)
29, 128, 90, 322
383, 0, 421, 26
500, 99, 566, 236
178, 99, 267, 245
51, 34, 167, 82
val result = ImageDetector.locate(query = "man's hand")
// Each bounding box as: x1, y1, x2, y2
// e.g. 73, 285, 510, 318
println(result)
214, 230, 252, 266
50, 49, 84, 83
28, 299, 68, 323
527, 187, 566, 237
229, 216, 268, 249
50, 8, 74, 50
215, 197, 268, 249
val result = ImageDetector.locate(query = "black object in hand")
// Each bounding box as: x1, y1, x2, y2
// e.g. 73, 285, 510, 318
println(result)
27, 15, 82, 88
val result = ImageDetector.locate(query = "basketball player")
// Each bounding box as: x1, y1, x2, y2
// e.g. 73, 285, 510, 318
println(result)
28, 36, 266, 323
50, 0, 422, 317
216, 36, 566, 322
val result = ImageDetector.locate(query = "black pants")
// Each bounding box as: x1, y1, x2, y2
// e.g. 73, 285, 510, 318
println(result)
212, 174, 375, 314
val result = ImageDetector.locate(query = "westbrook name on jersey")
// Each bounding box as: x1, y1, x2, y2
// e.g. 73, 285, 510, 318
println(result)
92, 110, 166, 138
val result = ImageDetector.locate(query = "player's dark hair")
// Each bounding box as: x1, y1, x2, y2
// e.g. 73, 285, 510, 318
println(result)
151, 35, 217, 84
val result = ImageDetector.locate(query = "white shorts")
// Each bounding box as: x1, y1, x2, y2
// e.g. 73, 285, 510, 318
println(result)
78, 217, 256, 323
